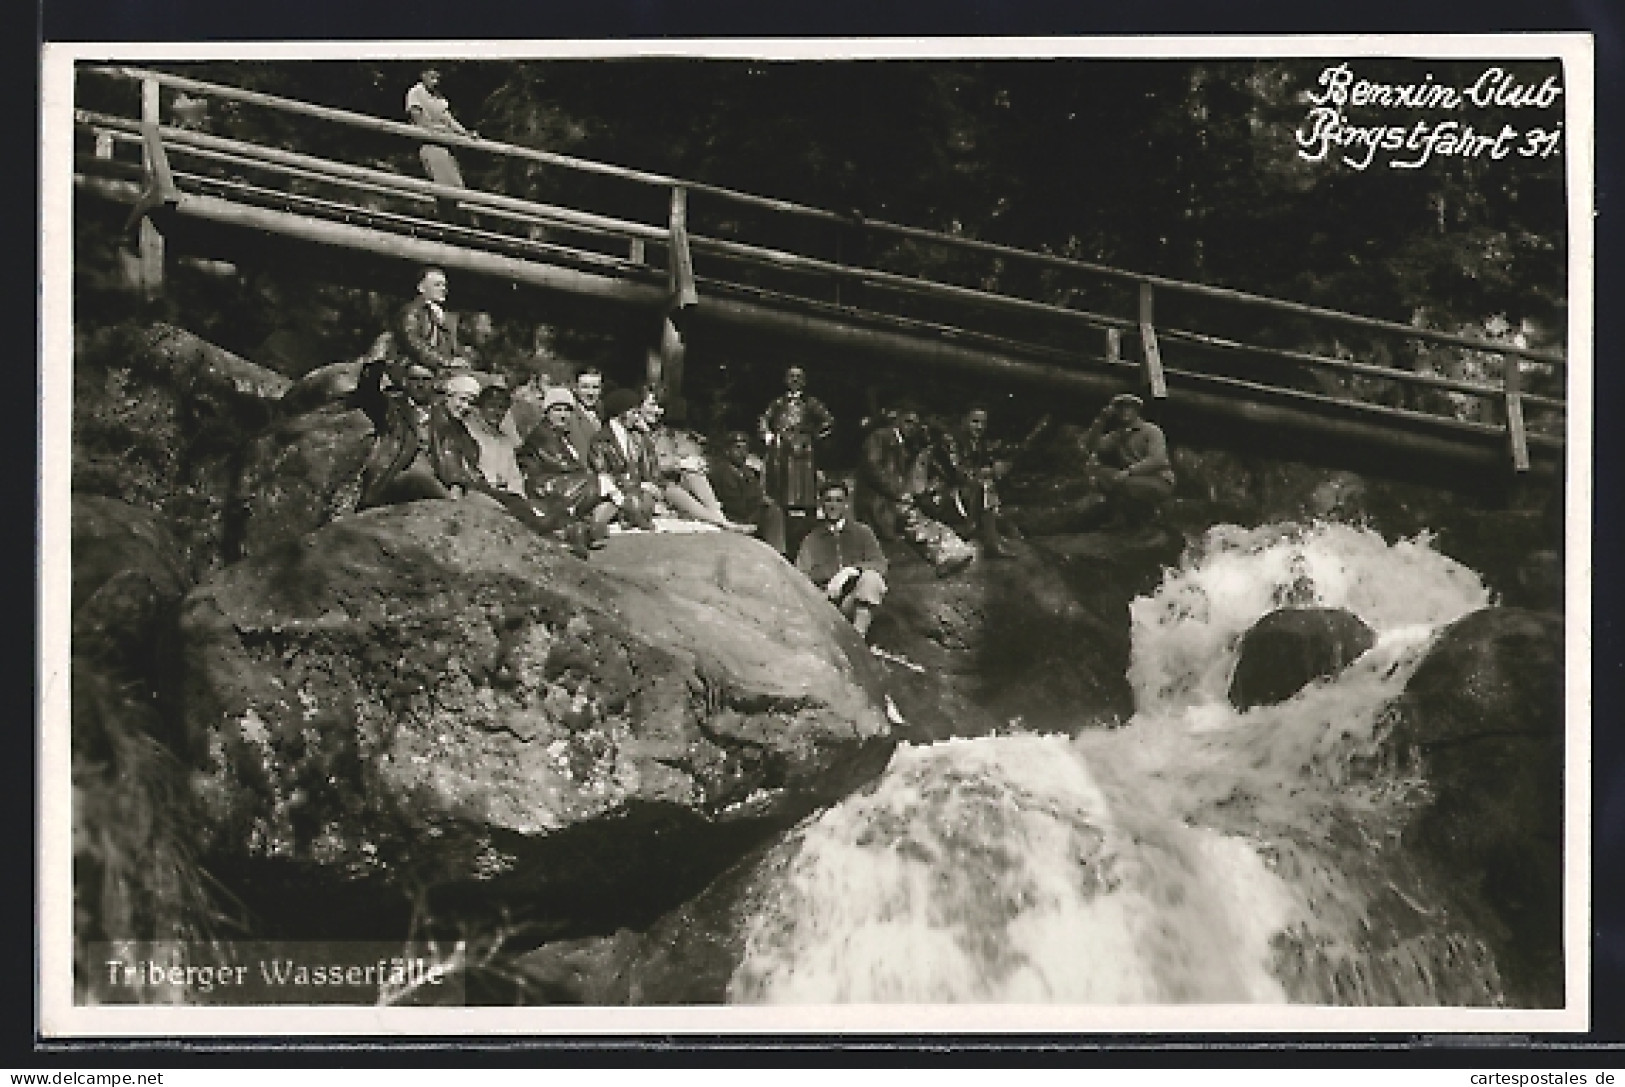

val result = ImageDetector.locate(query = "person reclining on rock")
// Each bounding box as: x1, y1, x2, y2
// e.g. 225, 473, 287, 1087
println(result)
641, 393, 757, 535
854, 401, 975, 577
708, 431, 788, 555
1078, 392, 1176, 530
433, 376, 592, 553
587, 386, 661, 531
517, 387, 618, 542
795, 480, 888, 642
351, 358, 452, 509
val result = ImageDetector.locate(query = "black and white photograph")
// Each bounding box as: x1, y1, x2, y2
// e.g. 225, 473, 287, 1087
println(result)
38, 35, 1593, 1036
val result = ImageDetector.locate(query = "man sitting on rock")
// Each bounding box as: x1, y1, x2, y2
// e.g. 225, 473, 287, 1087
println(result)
796, 480, 889, 642
855, 401, 976, 577
709, 431, 788, 555
1079, 392, 1176, 530
351, 358, 451, 509
930, 404, 1021, 559
587, 386, 661, 531
398, 266, 473, 375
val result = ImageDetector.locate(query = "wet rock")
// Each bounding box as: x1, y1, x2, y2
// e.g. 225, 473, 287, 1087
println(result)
1227, 607, 1376, 711
180, 501, 895, 938
73, 323, 290, 575
1385, 606, 1564, 1007
870, 532, 1158, 734
233, 406, 375, 560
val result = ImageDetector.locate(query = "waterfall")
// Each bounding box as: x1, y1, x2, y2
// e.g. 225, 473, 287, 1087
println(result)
728, 523, 1502, 1004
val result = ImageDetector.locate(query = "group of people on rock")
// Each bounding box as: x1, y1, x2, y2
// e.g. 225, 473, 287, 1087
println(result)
347, 265, 1176, 644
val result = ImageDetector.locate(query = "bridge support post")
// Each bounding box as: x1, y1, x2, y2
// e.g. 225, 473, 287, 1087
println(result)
655, 186, 699, 406
1504, 355, 1531, 473
123, 77, 166, 299
1137, 283, 1167, 398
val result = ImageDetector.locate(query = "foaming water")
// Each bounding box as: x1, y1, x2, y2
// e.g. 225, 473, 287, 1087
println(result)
729, 523, 1503, 1005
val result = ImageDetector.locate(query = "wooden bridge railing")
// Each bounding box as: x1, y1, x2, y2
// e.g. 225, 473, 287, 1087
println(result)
73, 64, 1566, 473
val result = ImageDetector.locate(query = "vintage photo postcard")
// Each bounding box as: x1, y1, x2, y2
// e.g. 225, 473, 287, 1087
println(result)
37, 33, 1594, 1038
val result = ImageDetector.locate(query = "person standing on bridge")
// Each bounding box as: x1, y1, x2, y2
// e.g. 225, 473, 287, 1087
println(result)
759, 365, 835, 522
398, 267, 473, 375
406, 67, 477, 222
1079, 392, 1176, 529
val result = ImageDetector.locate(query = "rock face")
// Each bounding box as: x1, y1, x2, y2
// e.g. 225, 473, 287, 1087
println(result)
1227, 607, 1377, 710
234, 406, 375, 560
1385, 607, 1564, 1007
73, 323, 291, 576
71, 496, 193, 719
180, 501, 896, 936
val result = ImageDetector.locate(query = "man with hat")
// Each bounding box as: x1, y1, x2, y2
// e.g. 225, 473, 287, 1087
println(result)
1080, 391, 1176, 529
708, 431, 788, 555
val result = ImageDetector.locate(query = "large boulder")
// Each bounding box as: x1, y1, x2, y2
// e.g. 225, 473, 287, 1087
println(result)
180, 501, 896, 938
1384, 607, 1564, 1007
233, 406, 375, 560
73, 323, 291, 576
1227, 607, 1376, 710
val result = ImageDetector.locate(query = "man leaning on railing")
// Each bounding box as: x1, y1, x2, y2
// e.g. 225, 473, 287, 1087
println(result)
406, 66, 478, 224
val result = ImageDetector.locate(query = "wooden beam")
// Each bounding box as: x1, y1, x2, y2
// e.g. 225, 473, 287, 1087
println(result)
133, 80, 165, 298
1505, 357, 1531, 473
1138, 283, 1167, 399
668, 186, 698, 311
82, 67, 1566, 369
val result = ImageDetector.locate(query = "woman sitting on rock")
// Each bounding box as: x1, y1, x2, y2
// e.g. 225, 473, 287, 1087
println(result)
518, 387, 618, 541
586, 386, 661, 531
641, 392, 758, 535
433, 375, 593, 554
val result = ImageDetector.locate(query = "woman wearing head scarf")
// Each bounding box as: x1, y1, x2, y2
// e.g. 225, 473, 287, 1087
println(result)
434, 375, 588, 551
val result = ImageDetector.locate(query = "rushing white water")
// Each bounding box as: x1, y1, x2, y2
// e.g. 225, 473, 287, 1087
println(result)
729, 523, 1500, 1004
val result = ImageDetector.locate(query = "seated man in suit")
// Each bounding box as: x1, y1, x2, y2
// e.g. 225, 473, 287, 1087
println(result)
795, 480, 888, 642
398, 266, 473, 375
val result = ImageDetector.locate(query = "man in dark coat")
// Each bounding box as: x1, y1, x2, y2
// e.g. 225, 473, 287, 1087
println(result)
708, 431, 788, 555
794, 480, 888, 641
397, 267, 472, 375
854, 403, 922, 541
934, 405, 1017, 558
350, 359, 450, 509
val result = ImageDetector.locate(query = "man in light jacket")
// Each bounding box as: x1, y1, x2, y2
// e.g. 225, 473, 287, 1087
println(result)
795, 480, 889, 641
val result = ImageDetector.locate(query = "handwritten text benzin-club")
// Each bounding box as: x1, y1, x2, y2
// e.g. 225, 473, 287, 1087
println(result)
1296, 63, 1565, 170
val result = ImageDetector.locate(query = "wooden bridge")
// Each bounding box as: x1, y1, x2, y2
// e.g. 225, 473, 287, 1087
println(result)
72, 65, 1567, 492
